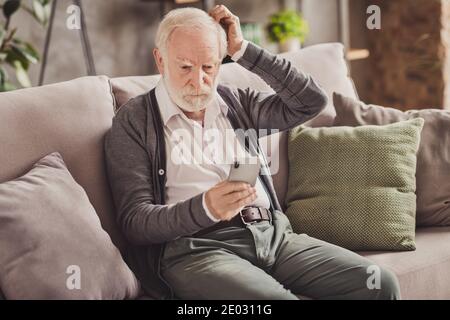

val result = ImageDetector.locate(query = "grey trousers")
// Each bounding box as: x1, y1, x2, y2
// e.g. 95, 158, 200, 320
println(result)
161, 210, 401, 300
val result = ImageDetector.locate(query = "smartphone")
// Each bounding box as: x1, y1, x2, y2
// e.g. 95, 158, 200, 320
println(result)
228, 157, 261, 187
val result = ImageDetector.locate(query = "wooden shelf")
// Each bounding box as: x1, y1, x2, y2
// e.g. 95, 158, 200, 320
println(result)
346, 49, 370, 61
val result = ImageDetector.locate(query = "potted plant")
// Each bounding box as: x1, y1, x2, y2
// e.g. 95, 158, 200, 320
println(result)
0, 0, 52, 91
267, 10, 309, 53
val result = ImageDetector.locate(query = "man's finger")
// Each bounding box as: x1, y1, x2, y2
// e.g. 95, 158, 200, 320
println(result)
212, 6, 233, 18
220, 16, 236, 25
209, 5, 226, 18
228, 192, 257, 211
223, 188, 254, 204
212, 4, 229, 13
214, 180, 228, 188
212, 11, 231, 23
209, 180, 227, 192
219, 181, 250, 195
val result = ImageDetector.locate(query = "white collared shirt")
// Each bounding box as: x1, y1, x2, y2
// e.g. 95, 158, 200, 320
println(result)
154, 41, 270, 222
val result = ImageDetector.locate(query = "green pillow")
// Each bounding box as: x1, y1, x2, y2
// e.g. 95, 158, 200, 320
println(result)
286, 118, 424, 251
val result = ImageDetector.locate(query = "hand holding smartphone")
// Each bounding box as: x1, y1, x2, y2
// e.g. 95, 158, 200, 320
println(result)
227, 157, 261, 187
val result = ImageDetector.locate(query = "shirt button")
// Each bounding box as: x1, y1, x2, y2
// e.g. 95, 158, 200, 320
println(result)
158, 169, 165, 176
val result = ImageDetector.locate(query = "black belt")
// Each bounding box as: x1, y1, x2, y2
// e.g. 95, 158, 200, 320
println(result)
193, 207, 271, 237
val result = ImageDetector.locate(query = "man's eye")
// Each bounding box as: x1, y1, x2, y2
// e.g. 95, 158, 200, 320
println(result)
181, 66, 191, 70
203, 66, 213, 71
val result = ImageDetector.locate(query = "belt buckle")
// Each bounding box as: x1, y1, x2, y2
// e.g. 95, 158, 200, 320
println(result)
239, 207, 259, 226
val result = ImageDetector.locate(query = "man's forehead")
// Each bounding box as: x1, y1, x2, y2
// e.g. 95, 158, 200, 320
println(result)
174, 56, 220, 64
168, 27, 221, 64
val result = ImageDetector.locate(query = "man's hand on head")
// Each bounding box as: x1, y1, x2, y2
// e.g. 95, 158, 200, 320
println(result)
209, 4, 244, 57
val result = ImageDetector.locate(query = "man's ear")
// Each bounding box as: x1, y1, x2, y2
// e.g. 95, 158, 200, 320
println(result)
153, 48, 164, 75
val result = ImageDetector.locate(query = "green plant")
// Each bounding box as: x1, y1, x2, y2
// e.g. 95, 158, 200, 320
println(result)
0, 0, 52, 91
267, 10, 309, 44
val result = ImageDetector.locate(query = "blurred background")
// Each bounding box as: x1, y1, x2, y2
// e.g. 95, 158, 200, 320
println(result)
1, 0, 449, 110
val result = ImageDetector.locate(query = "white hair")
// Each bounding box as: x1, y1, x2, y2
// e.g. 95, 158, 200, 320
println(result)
155, 7, 228, 61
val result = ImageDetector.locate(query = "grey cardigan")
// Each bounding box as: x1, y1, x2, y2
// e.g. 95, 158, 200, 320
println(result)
104, 41, 328, 298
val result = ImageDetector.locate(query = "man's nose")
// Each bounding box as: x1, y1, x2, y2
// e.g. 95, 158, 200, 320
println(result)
190, 69, 207, 92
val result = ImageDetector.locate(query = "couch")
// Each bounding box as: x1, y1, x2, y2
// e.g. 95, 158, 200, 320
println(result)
1, 42, 449, 300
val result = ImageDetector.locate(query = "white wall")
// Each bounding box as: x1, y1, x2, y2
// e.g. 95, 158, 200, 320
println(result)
301, 0, 340, 46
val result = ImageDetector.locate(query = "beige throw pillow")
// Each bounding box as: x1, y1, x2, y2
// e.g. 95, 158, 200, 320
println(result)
0, 152, 140, 299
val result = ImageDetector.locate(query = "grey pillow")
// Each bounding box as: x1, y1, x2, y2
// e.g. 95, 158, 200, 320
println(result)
0, 152, 140, 299
333, 92, 450, 227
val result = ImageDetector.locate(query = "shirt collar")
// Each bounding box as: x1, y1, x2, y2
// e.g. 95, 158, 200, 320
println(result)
154, 78, 228, 126
155, 79, 183, 126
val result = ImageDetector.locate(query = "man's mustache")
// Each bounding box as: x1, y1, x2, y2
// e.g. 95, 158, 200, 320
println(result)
182, 88, 211, 97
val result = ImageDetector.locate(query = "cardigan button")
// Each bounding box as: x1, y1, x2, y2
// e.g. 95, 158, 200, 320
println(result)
158, 169, 165, 176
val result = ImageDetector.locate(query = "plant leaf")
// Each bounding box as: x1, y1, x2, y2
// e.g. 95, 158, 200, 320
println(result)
267, 10, 309, 43
23, 42, 39, 61
0, 28, 6, 47
6, 47, 30, 70
13, 60, 31, 87
0, 81, 17, 91
3, 0, 21, 19
43, 2, 51, 24
0, 66, 7, 86
32, 0, 46, 24
11, 42, 39, 63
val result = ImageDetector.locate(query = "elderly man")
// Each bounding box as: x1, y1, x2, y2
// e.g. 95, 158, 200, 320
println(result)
105, 5, 400, 300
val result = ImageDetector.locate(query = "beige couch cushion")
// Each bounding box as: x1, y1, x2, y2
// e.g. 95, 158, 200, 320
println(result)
0, 76, 125, 252
359, 227, 450, 299
110, 42, 358, 208
0, 152, 140, 299
110, 75, 160, 111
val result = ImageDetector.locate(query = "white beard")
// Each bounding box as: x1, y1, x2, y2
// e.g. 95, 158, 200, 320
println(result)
163, 71, 218, 112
